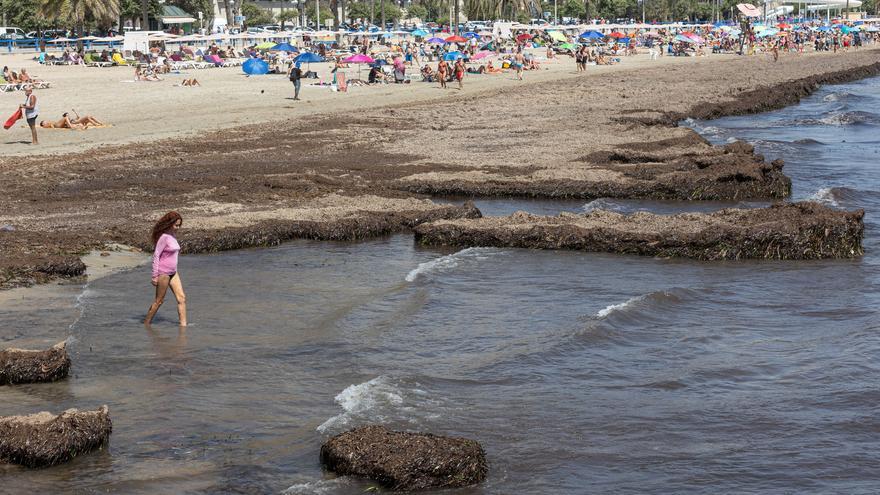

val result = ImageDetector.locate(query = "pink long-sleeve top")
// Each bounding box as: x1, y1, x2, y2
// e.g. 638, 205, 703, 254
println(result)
152, 233, 180, 279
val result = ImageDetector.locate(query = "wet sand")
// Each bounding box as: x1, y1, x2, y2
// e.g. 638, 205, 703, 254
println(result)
1, 47, 879, 289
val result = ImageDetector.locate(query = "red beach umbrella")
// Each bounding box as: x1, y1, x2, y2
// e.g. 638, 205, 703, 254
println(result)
516, 33, 533, 41
607, 31, 626, 38
445, 35, 467, 43
776, 22, 791, 29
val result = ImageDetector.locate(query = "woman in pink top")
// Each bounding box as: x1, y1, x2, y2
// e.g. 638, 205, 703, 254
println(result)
144, 211, 187, 326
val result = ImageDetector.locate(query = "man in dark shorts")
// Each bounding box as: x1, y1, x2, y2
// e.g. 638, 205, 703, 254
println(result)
286, 63, 302, 100
20, 85, 38, 145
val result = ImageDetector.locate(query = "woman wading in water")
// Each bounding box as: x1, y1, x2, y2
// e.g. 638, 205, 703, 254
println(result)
144, 211, 187, 326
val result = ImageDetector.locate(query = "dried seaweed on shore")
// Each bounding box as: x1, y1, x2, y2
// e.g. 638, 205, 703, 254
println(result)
0, 341, 71, 385
320, 425, 488, 491
0, 406, 112, 468
415, 202, 864, 260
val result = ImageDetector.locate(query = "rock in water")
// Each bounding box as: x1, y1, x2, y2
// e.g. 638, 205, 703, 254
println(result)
320, 425, 488, 491
0, 341, 71, 385
0, 406, 112, 468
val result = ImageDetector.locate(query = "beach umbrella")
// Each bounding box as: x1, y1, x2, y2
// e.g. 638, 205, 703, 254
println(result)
242, 58, 269, 75
255, 41, 276, 49
270, 42, 299, 52
427, 37, 446, 43
579, 30, 603, 40
344, 53, 375, 63
685, 33, 705, 43
445, 35, 467, 43
516, 33, 533, 41
557, 42, 577, 50
607, 31, 625, 38
674, 34, 695, 43
294, 52, 323, 63
471, 50, 496, 60
839, 25, 854, 33
464, 32, 480, 38
618, 37, 631, 44
776, 23, 791, 29
816, 26, 832, 32
443, 51, 464, 61
411, 29, 429, 37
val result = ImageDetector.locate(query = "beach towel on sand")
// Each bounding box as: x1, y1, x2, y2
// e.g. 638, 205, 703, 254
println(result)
4, 108, 22, 130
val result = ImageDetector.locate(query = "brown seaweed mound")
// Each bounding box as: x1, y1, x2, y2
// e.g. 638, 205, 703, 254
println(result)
320, 425, 488, 491
0, 406, 112, 468
414, 202, 864, 260
0, 342, 71, 385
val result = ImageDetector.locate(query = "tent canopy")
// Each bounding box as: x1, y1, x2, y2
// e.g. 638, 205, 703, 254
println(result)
160, 5, 195, 24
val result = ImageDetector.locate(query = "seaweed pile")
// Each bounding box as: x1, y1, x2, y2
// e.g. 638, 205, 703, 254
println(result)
0, 342, 71, 385
415, 202, 864, 260
320, 425, 488, 491
0, 406, 112, 468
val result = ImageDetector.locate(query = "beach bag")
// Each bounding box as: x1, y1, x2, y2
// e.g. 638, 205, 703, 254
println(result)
4, 108, 22, 130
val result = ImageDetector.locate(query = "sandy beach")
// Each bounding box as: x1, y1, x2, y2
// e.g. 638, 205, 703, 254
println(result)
1, 47, 879, 289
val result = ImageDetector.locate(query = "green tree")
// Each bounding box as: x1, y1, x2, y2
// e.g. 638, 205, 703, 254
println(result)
347, 1, 371, 19
241, 1, 274, 25
305, 2, 334, 24
406, 3, 427, 19
560, 0, 585, 17
277, 8, 299, 27
40, 0, 121, 39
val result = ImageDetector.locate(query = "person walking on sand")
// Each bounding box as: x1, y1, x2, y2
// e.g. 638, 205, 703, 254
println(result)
437, 59, 448, 89
514, 51, 525, 80
454, 59, 465, 90
287, 62, 302, 100
20, 86, 38, 145
145, 211, 187, 327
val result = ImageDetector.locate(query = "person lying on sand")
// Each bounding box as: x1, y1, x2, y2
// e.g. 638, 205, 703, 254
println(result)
70, 110, 106, 127
39, 114, 84, 130
135, 67, 162, 82
176, 78, 200, 87
485, 61, 503, 74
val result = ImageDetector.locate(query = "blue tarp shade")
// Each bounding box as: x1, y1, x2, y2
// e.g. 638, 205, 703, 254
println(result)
242, 58, 269, 75
271, 42, 299, 52
443, 51, 464, 60
579, 31, 603, 39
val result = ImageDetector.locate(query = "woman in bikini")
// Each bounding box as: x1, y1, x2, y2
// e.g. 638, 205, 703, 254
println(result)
453, 59, 465, 90
437, 59, 448, 89
145, 211, 187, 327
39, 113, 83, 130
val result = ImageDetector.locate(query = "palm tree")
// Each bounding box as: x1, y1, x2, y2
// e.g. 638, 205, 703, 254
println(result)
40, 0, 121, 43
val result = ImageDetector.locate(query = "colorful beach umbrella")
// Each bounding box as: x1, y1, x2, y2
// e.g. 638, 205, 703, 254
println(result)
516, 33, 533, 41
427, 37, 446, 43
557, 42, 577, 50
607, 31, 625, 38
344, 53, 375, 63
443, 51, 465, 60
464, 32, 480, 38
294, 52, 323, 63
411, 29, 429, 37
445, 35, 467, 43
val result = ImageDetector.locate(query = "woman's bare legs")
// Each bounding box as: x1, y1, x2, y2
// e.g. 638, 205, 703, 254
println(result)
144, 275, 171, 325
169, 273, 187, 326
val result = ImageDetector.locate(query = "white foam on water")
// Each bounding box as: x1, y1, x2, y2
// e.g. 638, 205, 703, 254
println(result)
283, 478, 351, 494
809, 187, 839, 207
582, 198, 626, 213
597, 295, 646, 318
68, 287, 96, 332
405, 247, 502, 282
316, 376, 404, 434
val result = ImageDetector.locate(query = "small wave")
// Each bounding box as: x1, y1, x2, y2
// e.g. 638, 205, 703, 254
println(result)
808, 187, 840, 207
582, 198, 626, 213
822, 91, 867, 103
791, 111, 880, 127
597, 295, 646, 318
792, 138, 825, 145
317, 376, 403, 434
283, 478, 353, 494
405, 247, 502, 282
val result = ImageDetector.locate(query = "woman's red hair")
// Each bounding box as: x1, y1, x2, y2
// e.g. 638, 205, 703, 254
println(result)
151, 211, 182, 246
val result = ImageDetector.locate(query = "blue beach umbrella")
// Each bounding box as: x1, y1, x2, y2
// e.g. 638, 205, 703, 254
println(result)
427, 36, 446, 43
411, 29, 429, 37
464, 31, 479, 38
443, 51, 464, 61
294, 52, 324, 63
579, 30, 603, 40
242, 58, 269, 75
271, 42, 299, 52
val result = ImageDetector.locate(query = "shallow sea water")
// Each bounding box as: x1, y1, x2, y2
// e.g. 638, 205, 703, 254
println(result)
2, 76, 879, 494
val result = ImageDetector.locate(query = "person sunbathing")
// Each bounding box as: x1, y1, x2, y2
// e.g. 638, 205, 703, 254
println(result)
135, 67, 162, 82
180, 78, 200, 86
70, 110, 105, 127
39, 114, 84, 130
486, 61, 503, 74
2, 66, 18, 83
